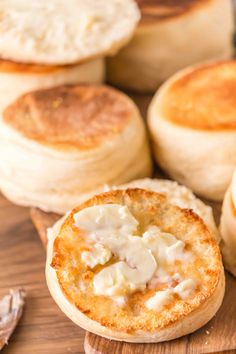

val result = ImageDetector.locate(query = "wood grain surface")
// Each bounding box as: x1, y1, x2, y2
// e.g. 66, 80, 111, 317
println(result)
0, 195, 85, 354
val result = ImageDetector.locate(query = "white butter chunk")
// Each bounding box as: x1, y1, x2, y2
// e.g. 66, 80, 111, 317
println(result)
143, 226, 188, 264
166, 240, 186, 263
81, 243, 112, 268
146, 278, 196, 311
74, 204, 138, 239
93, 234, 157, 296
174, 279, 196, 299
145, 289, 174, 311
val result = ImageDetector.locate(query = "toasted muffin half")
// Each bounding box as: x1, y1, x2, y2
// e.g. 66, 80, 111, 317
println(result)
148, 60, 236, 201
46, 188, 224, 342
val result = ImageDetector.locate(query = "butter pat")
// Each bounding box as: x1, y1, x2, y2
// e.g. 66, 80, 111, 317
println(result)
146, 278, 196, 311
74, 204, 138, 239
143, 226, 189, 264
145, 289, 173, 311
81, 243, 111, 268
174, 279, 196, 299
166, 240, 186, 263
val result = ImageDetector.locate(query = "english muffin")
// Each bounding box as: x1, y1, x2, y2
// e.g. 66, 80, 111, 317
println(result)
148, 60, 236, 201
0, 0, 140, 65
0, 84, 151, 213
0, 58, 104, 115
107, 0, 234, 92
46, 188, 224, 342
220, 170, 236, 276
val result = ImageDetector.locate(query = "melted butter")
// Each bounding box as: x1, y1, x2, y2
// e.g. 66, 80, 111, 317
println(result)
145, 278, 196, 311
81, 243, 112, 268
145, 289, 174, 311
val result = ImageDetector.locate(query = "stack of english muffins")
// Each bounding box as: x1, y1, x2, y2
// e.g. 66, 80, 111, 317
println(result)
0, 0, 140, 113
1, 0, 236, 345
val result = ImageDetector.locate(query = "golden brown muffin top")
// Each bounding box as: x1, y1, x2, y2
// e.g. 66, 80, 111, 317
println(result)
159, 61, 236, 131
51, 188, 222, 334
136, 0, 211, 25
3, 84, 136, 150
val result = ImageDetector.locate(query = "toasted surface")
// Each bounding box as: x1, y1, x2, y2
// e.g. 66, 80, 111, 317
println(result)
159, 61, 236, 131
3, 84, 136, 150
115, 178, 219, 242
0, 58, 82, 74
136, 0, 211, 25
0, 0, 140, 65
50, 188, 222, 334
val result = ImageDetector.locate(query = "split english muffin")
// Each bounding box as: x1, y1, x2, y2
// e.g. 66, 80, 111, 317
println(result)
0, 0, 140, 65
0, 0, 140, 114
107, 0, 234, 92
0, 84, 152, 213
220, 170, 236, 276
148, 60, 236, 201
46, 188, 224, 342
0, 58, 104, 115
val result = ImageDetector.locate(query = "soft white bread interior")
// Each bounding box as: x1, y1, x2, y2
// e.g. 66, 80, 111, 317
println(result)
220, 170, 236, 276
107, 0, 234, 92
0, 58, 105, 115
0, 85, 152, 213
46, 189, 225, 342
0, 0, 140, 65
148, 61, 236, 201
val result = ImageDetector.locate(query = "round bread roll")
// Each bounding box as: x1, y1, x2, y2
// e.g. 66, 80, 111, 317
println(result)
220, 170, 236, 276
114, 178, 219, 242
107, 0, 234, 92
0, 0, 140, 65
46, 188, 224, 343
0, 84, 152, 213
0, 58, 104, 115
148, 60, 236, 201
